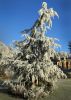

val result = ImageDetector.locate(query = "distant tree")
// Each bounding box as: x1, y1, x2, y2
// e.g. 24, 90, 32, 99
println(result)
0, 53, 2, 59
68, 41, 71, 53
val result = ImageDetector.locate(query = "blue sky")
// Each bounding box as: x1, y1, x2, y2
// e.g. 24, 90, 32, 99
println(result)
0, 0, 71, 52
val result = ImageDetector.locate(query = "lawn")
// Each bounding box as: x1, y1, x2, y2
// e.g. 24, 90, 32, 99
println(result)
44, 79, 71, 100
0, 79, 71, 100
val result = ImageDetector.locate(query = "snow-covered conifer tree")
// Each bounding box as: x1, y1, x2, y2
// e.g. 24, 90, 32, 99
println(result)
3, 2, 67, 100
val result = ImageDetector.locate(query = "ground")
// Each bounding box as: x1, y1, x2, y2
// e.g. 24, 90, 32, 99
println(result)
0, 79, 71, 100
44, 79, 71, 100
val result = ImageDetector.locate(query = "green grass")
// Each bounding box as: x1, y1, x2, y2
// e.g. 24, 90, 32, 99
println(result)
0, 92, 23, 100
0, 79, 71, 100
43, 79, 71, 100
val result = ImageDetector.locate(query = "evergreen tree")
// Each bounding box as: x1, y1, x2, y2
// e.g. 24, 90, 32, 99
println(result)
0, 53, 2, 59
68, 41, 71, 53
3, 2, 66, 100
